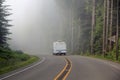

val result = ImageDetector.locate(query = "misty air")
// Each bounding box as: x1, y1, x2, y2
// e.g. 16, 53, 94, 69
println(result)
0, 0, 120, 80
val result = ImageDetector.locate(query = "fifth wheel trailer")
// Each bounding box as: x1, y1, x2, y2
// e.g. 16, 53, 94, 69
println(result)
53, 41, 67, 55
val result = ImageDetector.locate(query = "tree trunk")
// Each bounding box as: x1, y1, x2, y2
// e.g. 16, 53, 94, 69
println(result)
109, 0, 113, 51
116, 0, 119, 60
91, 0, 96, 54
105, 0, 110, 53
103, 0, 107, 56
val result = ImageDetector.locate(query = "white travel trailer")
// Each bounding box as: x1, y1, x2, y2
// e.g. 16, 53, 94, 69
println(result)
53, 41, 67, 55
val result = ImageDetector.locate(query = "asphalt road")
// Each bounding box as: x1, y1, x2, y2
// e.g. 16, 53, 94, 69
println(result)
67, 56, 120, 80
0, 55, 120, 80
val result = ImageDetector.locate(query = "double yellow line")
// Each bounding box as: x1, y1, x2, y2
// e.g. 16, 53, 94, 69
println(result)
54, 57, 72, 80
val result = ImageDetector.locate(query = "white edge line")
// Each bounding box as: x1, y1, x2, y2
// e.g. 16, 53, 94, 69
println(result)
0, 57, 46, 80
110, 64, 120, 70
105, 62, 120, 70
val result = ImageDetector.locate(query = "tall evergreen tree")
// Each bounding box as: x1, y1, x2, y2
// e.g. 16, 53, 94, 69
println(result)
91, 0, 96, 54
0, 0, 11, 48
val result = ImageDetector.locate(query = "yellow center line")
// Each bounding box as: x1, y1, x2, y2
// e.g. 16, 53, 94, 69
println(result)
54, 57, 72, 80
63, 58, 72, 80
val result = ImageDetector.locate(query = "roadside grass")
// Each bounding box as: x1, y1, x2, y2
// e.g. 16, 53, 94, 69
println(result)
0, 56, 39, 75
0, 48, 39, 75
81, 53, 120, 63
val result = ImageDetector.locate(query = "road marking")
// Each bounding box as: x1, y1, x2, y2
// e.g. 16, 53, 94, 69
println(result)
54, 58, 68, 80
110, 64, 120, 70
0, 57, 46, 80
101, 61, 120, 70
54, 57, 72, 80
63, 58, 72, 80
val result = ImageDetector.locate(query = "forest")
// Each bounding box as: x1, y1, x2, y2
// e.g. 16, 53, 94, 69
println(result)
0, 0, 38, 74
75, 0, 120, 61
55, 0, 120, 61
0, 0, 120, 74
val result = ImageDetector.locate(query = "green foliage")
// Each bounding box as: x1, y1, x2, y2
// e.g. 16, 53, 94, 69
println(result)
75, 0, 92, 53
84, 0, 92, 13
93, 1, 104, 54
15, 50, 24, 54
0, 0, 39, 75
0, 47, 39, 75
0, 47, 30, 68
74, 0, 104, 54
105, 46, 116, 60
0, 50, 30, 68
0, 0, 12, 48
0, 56, 39, 75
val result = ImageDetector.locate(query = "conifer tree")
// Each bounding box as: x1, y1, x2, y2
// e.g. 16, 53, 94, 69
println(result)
0, 0, 11, 48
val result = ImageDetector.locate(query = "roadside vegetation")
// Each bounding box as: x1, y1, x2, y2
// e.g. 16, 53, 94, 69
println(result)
77, 0, 120, 62
81, 52, 120, 63
0, 47, 39, 75
58, 0, 120, 61
0, 0, 39, 75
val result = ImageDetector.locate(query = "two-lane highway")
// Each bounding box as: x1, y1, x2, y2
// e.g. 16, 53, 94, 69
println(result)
0, 55, 120, 80
0, 56, 66, 80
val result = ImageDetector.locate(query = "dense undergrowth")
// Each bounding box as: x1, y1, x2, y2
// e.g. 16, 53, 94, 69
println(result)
0, 47, 39, 75
81, 51, 120, 63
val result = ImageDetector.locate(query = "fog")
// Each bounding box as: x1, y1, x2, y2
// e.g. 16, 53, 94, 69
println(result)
6, 0, 72, 54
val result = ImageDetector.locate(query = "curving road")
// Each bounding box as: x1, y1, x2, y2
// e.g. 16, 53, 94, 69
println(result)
0, 55, 120, 80
67, 56, 120, 80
